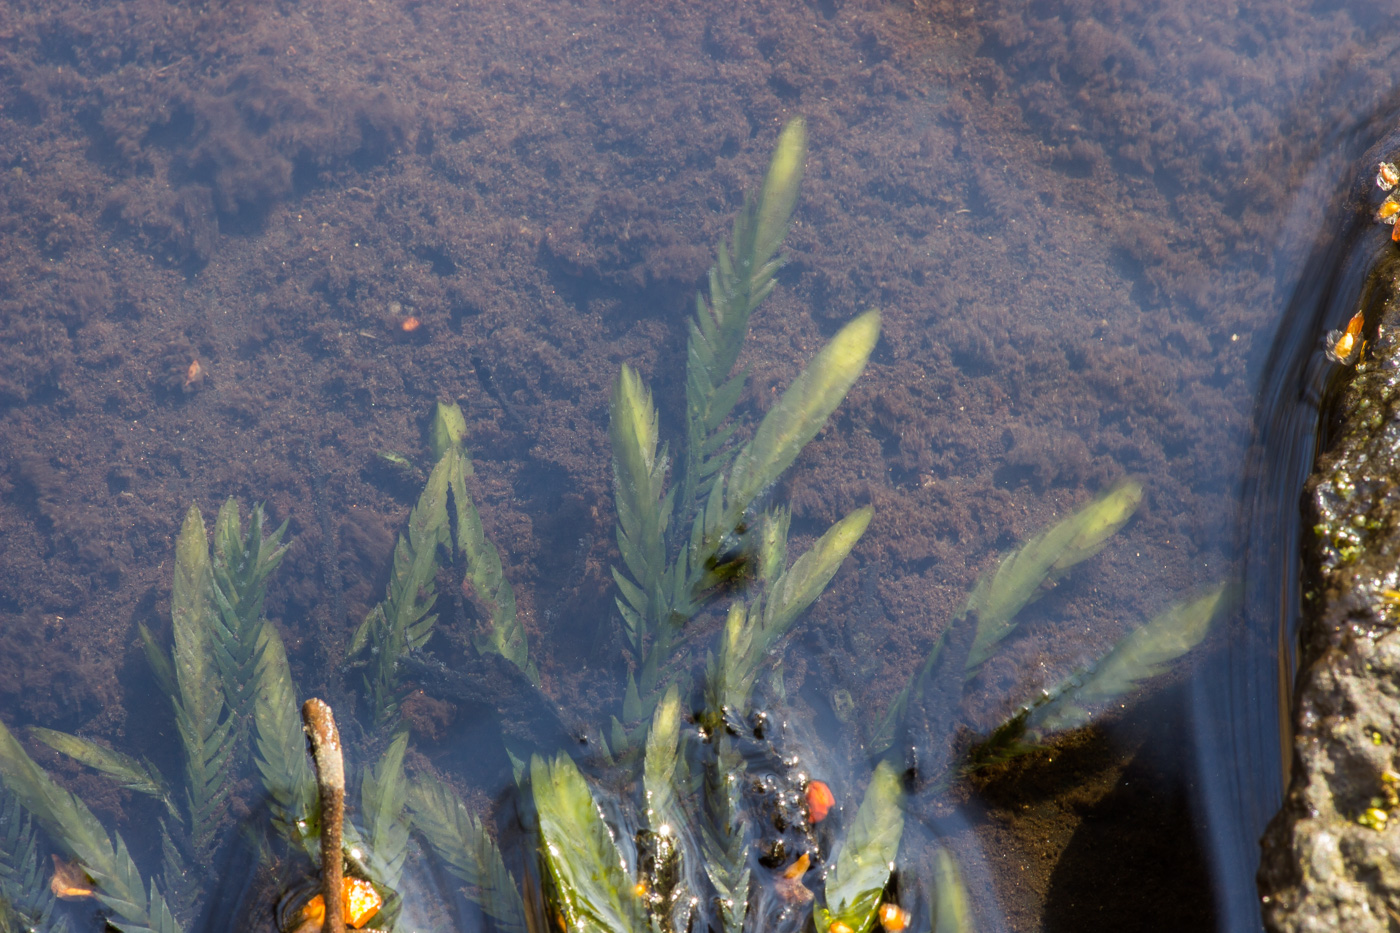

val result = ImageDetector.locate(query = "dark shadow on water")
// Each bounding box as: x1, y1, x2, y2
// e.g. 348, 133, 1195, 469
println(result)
1045, 720, 1215, 930
976, 682, 1216, 933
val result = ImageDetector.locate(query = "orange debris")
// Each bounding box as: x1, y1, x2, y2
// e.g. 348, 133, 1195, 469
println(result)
1379, 162, 1399, 190
1325, 310, 1365, 365
806, 780, 835, 823
50, 856, 95, 900
401, 316, 422, 332
782, 853, 811, 880
301, 877, 383, 930
775, 852, 814, 904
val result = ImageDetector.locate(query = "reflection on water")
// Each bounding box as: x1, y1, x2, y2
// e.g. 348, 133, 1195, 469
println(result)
4, 1, 1400, 931
1195, 99, 1400, 932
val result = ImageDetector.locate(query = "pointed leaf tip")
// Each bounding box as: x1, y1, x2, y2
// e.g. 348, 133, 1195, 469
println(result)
727, 309, 880, 513
755, 118, 808, 259
430, 401, 469, 461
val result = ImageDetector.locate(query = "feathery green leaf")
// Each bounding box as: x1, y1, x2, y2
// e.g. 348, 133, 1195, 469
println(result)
449, 447, 538, 685
28, 729, 178, 824
964, 478, 1143, 672
408, 780, 528, 933
1027, 583, 1226, 736
168, 505, 234, 867
430, 400, 469, 462
208, 499, 288, 757
763, 506, 873, 638
362, 733, 412, 889
679, 119, 806, 561
356, 451, 454, 725
0, 786, 63, 933
642, 685, 683, 834
698, 310, 879, 579
250, 626, 316, 851
610, 365, 676, 669
0, 719, 181, 933
696, 732, 748, 933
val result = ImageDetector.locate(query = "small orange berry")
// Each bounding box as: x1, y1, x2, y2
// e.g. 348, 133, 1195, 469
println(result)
879, 902, 911, 932
401, 316, 422, 332
806, 780, 835, 823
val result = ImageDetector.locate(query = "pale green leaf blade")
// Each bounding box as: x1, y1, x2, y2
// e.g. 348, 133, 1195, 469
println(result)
642, 685, 682, 833
752, 117, 807, 268
362, 451, 453, 725
450, 448, 535, 684
680, 119, 807, 558
0, 720, 176, 933
0, 786, 63, 933
725, 310, 880, 524
170, 505, 221, 735
764, 506, 873, 640
610, 366, 673, 666
431, 400, 469, 461
362, 732, 411, 889
167, 503, 234, 864
251, 626, 316, 850
964, 478, 1143, 672
531, 753, 645, 933
818, 761, 903, 933
932, 848, 975, 933
28, 729, 175, 821
1028, 583, 1227, 736
1047, 477, 1144, 576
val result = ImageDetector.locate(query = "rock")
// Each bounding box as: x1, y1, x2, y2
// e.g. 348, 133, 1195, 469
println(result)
1259, 268, 1400, 931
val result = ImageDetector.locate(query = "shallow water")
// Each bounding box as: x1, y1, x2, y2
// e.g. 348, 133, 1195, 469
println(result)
3, 1, 1400, 932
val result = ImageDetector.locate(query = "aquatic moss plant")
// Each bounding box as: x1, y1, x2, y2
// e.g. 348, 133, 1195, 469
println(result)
0, 118, 1228, 933
0, 502, 413, 933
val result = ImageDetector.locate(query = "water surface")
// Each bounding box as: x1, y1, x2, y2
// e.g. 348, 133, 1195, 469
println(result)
3, 1, 1400, 931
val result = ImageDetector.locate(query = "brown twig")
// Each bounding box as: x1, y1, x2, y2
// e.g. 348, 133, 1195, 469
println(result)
302, 698, 345, 933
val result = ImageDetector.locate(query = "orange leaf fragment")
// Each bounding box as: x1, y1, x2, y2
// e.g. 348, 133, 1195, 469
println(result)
775, 852, 814, 904
50, 855, 95, 900
782, 852, 811, 880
